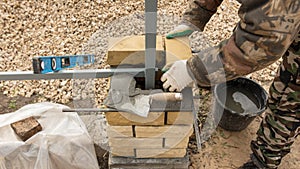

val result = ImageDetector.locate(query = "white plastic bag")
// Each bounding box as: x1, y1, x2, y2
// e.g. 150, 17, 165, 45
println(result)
0, 102, 99, 169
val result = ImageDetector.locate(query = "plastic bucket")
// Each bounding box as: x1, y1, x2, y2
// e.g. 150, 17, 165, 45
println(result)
213, 77, 268, 131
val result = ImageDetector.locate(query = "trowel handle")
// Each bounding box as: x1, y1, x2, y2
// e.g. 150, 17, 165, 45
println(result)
150, 93, 182, 102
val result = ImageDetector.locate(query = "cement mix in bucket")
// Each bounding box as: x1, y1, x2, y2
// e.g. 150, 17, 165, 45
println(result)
225, 87, 259, 116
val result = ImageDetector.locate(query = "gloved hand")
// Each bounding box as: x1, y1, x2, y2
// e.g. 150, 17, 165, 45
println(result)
161, 60, 194, 92
166, 24, 194, 39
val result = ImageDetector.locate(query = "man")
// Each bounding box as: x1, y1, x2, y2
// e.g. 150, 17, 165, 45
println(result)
162, 0, 300, 168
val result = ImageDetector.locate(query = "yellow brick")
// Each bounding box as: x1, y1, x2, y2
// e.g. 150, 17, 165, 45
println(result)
107, 36, 165, 67
107, 126, 133, 138
109, 138, 163, 149
165, 37, 192, 65
164, 137, 190, 149
110, 147, 135, 157
105, 112, 165, 126
135, 125, 193, 138
167, 112, 194, 125
136, 148, 187, 158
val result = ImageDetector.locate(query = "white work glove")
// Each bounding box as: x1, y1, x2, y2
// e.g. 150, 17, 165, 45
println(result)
166, 24, 194, 39
161, 60, 194, 92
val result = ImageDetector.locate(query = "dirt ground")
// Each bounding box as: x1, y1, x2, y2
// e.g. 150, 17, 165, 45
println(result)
0, 92, 39, 114
189, 112, 300, 169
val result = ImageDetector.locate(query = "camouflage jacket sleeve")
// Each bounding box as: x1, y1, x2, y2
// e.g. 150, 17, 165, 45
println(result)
187, 0, 300, 87
182, 0, 223, 31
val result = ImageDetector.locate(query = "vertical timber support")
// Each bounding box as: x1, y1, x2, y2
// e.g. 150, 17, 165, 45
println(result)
145, 0, 157, 89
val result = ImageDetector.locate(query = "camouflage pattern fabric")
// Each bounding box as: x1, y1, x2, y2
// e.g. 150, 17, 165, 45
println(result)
186, 0, 300, 87
182, 0, 300, 168
250, 33, 300, 169
182, 0, 223, 31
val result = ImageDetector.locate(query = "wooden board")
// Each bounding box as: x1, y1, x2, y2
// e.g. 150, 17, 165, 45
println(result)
167, 112, 194, 125
164, 137, 190, 149
135, 125, 193, 138
111, 147, 135, 157
165, 37, 192, 65
107, 126, 133, 138
109, 138, 163, 149
107, 36, 165, 68
105, 112, 165, 126
135, 148, 187, 158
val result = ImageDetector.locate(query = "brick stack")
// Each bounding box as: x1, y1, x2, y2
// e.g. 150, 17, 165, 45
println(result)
106, 111, 194, 158
105, 35, 193, 168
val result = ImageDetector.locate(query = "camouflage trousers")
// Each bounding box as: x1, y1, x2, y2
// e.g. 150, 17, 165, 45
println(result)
250, 32, 300, 168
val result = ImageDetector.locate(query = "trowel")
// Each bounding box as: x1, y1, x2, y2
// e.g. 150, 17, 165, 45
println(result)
104, 73, 182, 117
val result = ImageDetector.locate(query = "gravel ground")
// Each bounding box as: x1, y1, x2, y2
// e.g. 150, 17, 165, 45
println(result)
0, 0, 244, 105
0, 1, 173, 102
0, 0, 277, 104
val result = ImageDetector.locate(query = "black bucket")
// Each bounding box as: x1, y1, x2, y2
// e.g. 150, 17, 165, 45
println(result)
214, 77, 268, 131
